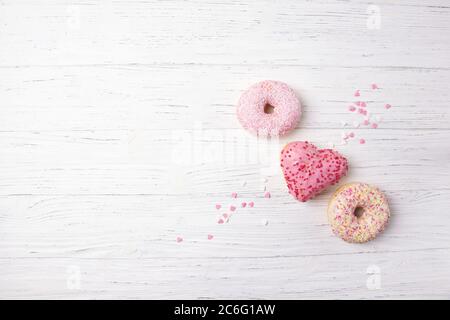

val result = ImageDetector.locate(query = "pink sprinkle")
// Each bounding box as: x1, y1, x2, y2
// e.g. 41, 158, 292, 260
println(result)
348, 105, 356, 112
248, 201, 254, 208
207, 234, 214, 240
231, 192, 237, 198
371, 123, 378, 129
264, 191, 271, 198
358, 108, 367, 115
359, 138, 366, 144
355, 101, 362, 107
218, 218, 224, 224
241, 202, 247, 208
354, 90, 360, 97
222, 213, 228, 219
176, 236, 183, 243
360, 102, 367, 108
348, 132, 355, 138
215, 204, 221, 210
385, 104, 392, 109
362, 119, 370, 126
371, 83, 379, 90
229, 205, 236, 212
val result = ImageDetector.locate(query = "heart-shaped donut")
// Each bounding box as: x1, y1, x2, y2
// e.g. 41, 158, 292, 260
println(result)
280, 141, 348, 202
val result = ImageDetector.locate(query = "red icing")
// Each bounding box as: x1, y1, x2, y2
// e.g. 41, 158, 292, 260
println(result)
280, 141, 348, 202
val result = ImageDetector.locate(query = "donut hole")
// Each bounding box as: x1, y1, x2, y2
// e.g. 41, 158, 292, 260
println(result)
264, 103, 275, 114
353, 206, 365, 218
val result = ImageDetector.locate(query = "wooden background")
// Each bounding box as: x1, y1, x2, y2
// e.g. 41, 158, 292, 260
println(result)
1, 0, 449, 299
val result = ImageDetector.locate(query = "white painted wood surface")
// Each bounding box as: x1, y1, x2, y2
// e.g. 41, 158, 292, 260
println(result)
1, 0, 449, 299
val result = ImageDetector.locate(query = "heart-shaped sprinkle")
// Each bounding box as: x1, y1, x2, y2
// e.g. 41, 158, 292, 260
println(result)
207, 234, 214, 240
371, 83, 379, 89
241, 202, 247, 208
222, 213, 228, 218
215, 204, 221, 210
248, 201, 254, 208
280, 141, 349, 202
354, 90, 360, 97
348, 105, 356, 112
385, 104, 392, 109
218, 218, 224, 224
362, 119, 370, 126
360, 102, 367, 108
264, 191, 271, 198
371, 123, 378, 129
229, 205, 236, 212
231, 192, 237, 198
359, 138, 366, 144
176, 236, 183, 243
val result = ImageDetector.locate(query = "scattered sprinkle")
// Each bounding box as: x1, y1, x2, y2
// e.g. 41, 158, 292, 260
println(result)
362, 119, 370, 126
207, 234, 214, 240
222, 213, 229, 219
359, 138, 366, 144
241, 202, 247, 208
348, 132, 355, 138
215, 204, 221, 210
176, 236, 183, 243
349, 105, 356, 112
218, 218, 224, 224
360, 102, 367, 108
354, 90, 360, 97
358, 108, 367, 115
371, 123, 378, 129
248, 201, 254, 208
385, 104, 392, 109
355, 101, 362, 107
371, 83, 379, 90
231, 192, 237, 198
264, 191, 271, 198
229, 205, 236, 212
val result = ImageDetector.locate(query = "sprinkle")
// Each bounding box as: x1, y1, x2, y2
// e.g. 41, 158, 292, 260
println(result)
371, 83, 379, 90
218, 218, 224, 224
371, 123, 378, 129
348, 105, 356, 112
348, 132, 355, 138
355, 101, 362, 107
241, 202, 247, 208
359, 138, 366, 144
207, 234, 214, 240
385, 104, 392, 109
360, 102, 367, 108
231, 192, 237, 198
176, 236, 183, 243
261, 219, 269, 226
358, 108, 367, 115
248, 201, 254, 208
222, 213, 228, 219
215, 204, 221, 210
264, 191, 271, 198
354, 90, 360, 97
362, 119, 370, 126
229, 205, 236, 212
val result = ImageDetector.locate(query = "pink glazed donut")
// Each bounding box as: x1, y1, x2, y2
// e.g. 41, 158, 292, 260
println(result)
237, 80, 301, 136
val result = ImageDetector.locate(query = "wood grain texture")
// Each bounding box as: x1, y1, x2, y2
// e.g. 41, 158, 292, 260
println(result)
0, 0, 450, 299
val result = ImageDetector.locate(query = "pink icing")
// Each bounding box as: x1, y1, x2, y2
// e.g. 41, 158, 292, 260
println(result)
236, 80, 301, 136
280, 141, 348, 202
